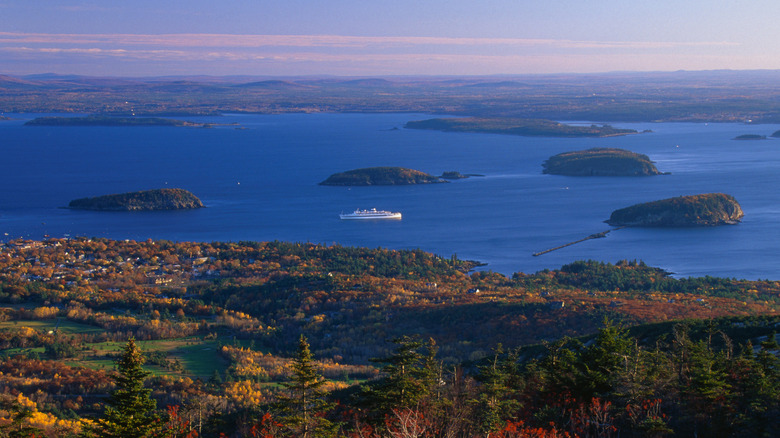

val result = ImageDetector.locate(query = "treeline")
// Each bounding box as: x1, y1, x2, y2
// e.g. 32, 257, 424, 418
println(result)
169, 321, 780, 437
523, 260, 780, 302
7, 320, 778, 437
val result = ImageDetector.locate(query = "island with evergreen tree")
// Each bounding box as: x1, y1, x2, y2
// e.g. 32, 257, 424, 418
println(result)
319, 167, 447, 185
542, 148, 664, 176
68, 188, 204, 211
404, 117, 637, 137
606, 193, 743, 227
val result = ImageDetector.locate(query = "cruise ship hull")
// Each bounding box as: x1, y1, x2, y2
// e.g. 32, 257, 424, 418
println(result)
339, 209, 402, 220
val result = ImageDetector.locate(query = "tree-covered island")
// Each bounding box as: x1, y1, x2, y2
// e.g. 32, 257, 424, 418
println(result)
319, 166, 447, 185
607, 193, 744, 227
404, 117, 638, 137
24, 115, 220, 128
733, 134, 767, 140
68, 188, 204, 211
543, 148, 664, 176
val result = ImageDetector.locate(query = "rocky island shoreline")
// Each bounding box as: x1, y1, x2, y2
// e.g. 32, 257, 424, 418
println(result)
606, 193, 743, 227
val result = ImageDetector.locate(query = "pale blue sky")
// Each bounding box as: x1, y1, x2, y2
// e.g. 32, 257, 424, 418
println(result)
2, 0, 779, 76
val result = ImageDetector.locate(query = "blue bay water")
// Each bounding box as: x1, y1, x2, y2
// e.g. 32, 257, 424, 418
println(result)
2, 113, 780, 279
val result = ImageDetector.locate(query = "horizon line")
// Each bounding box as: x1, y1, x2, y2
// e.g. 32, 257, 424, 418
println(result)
6, 68, 780, 81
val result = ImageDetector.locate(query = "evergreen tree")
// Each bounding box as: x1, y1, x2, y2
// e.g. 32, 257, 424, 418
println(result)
473, 344, 522, 434
580, 319, 636, 399
274, 335, 338, 438
360, 335, 435, 415
83, 338, 161, 438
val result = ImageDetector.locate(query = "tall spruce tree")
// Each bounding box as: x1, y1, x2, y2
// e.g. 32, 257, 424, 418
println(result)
83, 338, 161, 438
473, 344, 521, 434
274, 335, 338, 438
358, 335, 441, 428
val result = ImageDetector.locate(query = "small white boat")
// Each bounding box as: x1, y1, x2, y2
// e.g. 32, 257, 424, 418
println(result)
339, 208, 402, 220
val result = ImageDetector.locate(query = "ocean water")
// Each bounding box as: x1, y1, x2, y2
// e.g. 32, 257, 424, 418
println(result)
2, 113, 780, 279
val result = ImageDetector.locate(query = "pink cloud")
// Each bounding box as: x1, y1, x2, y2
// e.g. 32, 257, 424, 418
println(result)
0, 32, 760, 76
0, 32, 738, 50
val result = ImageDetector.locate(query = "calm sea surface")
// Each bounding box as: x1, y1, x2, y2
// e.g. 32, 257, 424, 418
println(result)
2, 113, 780, 279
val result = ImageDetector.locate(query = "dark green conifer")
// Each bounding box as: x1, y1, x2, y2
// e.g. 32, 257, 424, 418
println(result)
274, 335, 338, 438
473, 344, 521, 434
83, 338, 161, 438
362, 335, 433, 413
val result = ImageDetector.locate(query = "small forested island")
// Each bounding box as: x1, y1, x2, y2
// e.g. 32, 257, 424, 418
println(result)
542, 147, 664, 176
607, 193, 743, 227
439, 171, 483, 179
319, 166, 446, 185
772, 130, 780, 138
68, 188, 204, 211
24, 115, 208, 127
404, 117, 638, 137
733, 134, 767, 140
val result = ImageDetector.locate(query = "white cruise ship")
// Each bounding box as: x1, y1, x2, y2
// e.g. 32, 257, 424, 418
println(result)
339, 208, 402, 220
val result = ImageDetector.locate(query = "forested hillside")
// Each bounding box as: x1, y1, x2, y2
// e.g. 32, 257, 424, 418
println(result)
0, 238, 778, 436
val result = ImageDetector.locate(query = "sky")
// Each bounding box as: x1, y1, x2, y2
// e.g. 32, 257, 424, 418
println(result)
1, 0, 780, 77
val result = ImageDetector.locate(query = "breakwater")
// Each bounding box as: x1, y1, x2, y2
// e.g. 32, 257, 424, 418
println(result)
532, 228, 622, 257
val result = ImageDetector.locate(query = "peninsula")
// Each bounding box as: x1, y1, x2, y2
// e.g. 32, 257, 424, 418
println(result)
404, 117, 637, 137
68, 188, 204, 211
543, 148, 664, 176
319, 167, 446, 186
606, 193, 743, 227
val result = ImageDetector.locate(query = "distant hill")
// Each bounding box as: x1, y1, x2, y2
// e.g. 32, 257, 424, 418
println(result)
338, 78, 394, 87
459, 81, 528, 88
68, 188, 204, 211
543, 148, 664, 176
0, 74, 42, 88
233, 80, 314, 89
607, 193, 743, 227
320, 167, 446, 186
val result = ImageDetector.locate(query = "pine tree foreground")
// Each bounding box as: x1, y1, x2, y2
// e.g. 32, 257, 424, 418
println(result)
273, 335, 338, 438
82, 338, 161, 438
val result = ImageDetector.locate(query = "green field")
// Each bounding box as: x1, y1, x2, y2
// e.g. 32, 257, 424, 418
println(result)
1, 320, 228, 378
77, 338, 228, 378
